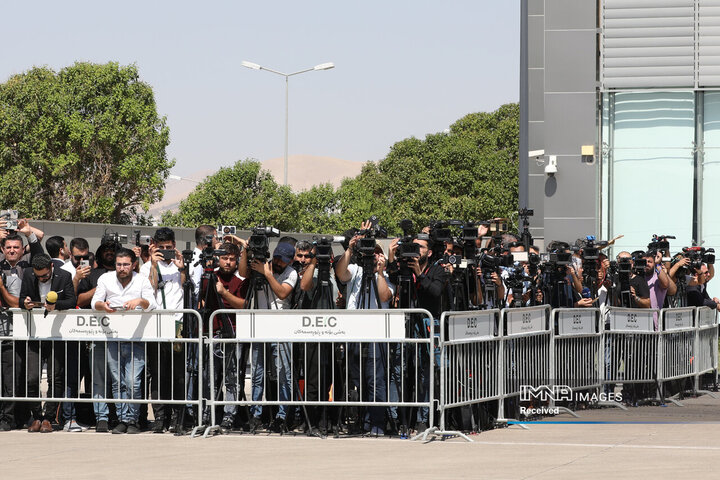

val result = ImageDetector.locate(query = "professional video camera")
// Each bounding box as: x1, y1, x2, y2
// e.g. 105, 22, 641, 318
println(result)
396, 219, 423, 261
354, 215, 387, 257
648, 234, 676, 262
247, 225, 280, 262
576, 236, 609, 293
313, 235, 343, 262
101, 229, 128, 246
538, 241, 575, 308
630, 251, 647, 276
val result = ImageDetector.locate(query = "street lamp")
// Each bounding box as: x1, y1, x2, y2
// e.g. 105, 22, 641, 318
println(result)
241, 60, 335, 186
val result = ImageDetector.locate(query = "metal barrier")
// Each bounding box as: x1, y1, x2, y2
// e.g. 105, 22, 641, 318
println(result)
552, 308, 609, 413
658, 307, 696, 405
205, 308, 434, 440
422, 309, 501, 442
694, 306, 718, 396
497, 305, 552, 427
602, 307, 661, 405
0, 308, 203, 431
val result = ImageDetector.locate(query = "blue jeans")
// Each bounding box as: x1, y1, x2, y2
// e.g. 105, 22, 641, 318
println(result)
250, 342, 292, 420
92, 342, 145, 423
364, 343, 387, 430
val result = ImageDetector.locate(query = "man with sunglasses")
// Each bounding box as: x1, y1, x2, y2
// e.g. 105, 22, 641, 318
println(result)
18, 254, 76, 433
60, 238, 92, 295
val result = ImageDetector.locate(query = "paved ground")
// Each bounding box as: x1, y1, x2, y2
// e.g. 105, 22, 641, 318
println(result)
3, 394, 720, 479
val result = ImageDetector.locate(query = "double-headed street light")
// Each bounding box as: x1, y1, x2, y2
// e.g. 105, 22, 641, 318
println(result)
241, 60, 335, 186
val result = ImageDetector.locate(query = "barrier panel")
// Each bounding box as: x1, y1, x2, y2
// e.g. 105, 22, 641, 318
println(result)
553, 308, 602, 395
659, 307, 696, 383
694, 307, 718, 393
0, 308, 203, 431
497, 305, 552, 424
602, 307, 661, 404
423, 309, 500, 441
205, 308, 434, 439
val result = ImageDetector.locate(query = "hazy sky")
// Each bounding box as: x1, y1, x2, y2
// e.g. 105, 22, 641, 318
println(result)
2, 1, 519, 177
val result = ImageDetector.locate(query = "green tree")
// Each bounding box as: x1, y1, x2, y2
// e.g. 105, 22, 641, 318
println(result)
162, 159, 298, 230
335, 103, 519, 235
0, 62, 171, 223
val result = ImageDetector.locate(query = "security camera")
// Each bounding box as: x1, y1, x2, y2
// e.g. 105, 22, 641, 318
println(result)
545, 155, 558, 175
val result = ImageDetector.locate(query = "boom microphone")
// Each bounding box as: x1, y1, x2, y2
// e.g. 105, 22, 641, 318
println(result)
44, 290, 58, 318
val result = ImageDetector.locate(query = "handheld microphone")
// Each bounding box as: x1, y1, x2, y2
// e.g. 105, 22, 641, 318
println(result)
44, 290, 58, 318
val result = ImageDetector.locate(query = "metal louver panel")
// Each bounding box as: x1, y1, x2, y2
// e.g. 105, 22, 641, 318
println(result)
602, 0, 695, 88
699, 1, 720, 86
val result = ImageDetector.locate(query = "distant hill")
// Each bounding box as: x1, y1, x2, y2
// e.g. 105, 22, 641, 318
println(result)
147, 155, 366, 218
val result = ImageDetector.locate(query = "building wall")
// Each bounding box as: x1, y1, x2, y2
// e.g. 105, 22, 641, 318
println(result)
526, 0, 599, 247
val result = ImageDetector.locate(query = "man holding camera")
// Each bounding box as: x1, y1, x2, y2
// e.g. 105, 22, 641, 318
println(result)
139, 227, 185, 432
335, 221, 395, 436
199, 241, 247, 431
92, 248, 156, 434
687, 264, 720, 310
238, 241, 298, 433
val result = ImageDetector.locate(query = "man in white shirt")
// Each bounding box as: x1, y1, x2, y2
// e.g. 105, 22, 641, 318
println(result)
139, 227, 185, 433
335, 224, 396, 436
91, 248, 156, 434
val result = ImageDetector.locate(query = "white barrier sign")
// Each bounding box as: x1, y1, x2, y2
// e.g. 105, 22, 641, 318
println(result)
234, 311, 408, 341
607, 309, 655, 332
698, 307, 717, 327
663, 309, 694, 331
14, 311, 177, 340
557, 309, 596, 335
505, 307, 546, 335
448, 311, 496, 341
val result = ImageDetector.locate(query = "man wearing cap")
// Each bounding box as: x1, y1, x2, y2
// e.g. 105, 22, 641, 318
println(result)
238, 241, 298, 433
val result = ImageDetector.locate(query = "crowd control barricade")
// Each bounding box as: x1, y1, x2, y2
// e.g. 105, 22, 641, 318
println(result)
205, 308, 434, 440
694, 306, 719, 395
602, 307, 661, 405
552, 308, 610, 413
0, 308, 203, 429
422, 309, 501, 442
497, 305, 552, 427
658, 307, 696, 405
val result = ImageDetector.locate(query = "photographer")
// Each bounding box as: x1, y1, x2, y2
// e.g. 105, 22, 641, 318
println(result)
388, 232, 448, 433
687, 264, 720, 310
335, 221, 395, 436
76, 242, 117, 308
238, 241, 298, 433
291, 240, 316, 309
199, 242, 247, 432
191, 225, 220, 307
139, 227, 186, 433
616, 251, 650, 308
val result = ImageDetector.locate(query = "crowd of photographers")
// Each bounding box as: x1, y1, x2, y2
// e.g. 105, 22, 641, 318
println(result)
0, 214, 716, 436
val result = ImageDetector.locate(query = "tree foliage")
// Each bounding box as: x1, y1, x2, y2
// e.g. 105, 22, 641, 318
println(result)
0, 62, 171, 223
163, 103, 519, 235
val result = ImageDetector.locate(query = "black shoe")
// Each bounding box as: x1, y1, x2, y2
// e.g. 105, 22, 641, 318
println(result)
269, 417, 287, 434
96, 420, 109, 433
245, 416, 262, 433
152, 421, 165, 433
220, 416, 234, 432
126, 423, 140, 434
0, 421, 11, 432
111, 422, 127, 434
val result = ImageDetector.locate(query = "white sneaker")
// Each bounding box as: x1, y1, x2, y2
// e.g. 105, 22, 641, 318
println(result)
64, 420, 84, 432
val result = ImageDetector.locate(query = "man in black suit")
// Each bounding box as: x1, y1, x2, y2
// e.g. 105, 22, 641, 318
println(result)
18, 254, 76, 433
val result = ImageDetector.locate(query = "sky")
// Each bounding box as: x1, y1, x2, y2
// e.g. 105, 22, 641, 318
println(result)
2, 0, 520, 178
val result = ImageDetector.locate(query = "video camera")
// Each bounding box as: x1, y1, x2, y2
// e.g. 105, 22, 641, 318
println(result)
649, 234, 675, 261
133, 230, 152, 247
313, 235, 345, 262
681, 246, 716, 270
630, 251, 647, 275
247, 225, 280, 262
396, 219, 423, 261
218, 225, 237, 237
101, 229, 128, 246
355, 215, 387, 257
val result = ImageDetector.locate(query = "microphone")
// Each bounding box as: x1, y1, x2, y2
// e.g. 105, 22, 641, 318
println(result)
581, 287, 591, 299
44, 290, 58, 318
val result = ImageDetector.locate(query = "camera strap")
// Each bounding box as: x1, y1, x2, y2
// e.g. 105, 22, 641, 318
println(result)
155, 264, 167, 309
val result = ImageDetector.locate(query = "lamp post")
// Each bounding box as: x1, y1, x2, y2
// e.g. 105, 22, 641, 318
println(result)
241, 60, 335, 186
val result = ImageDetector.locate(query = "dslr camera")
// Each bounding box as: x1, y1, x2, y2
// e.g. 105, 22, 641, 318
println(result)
0, 210, 18, 231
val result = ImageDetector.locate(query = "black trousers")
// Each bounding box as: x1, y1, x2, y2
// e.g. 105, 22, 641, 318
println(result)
147, 342, 185, 424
